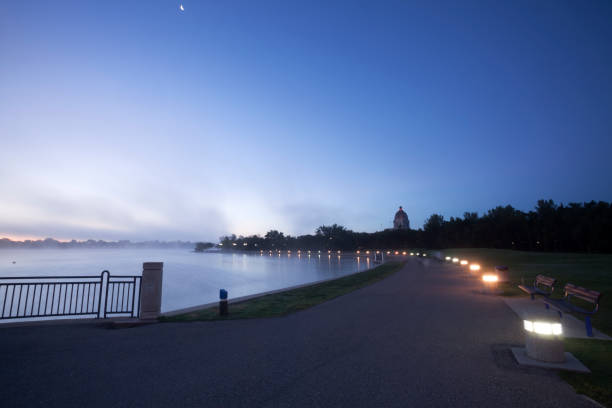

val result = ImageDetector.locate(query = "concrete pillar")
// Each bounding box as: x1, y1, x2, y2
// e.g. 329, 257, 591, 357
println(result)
140, 262, 163, 320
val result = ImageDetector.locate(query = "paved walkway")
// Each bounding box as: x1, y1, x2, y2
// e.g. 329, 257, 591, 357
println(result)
0, 259, 595, 407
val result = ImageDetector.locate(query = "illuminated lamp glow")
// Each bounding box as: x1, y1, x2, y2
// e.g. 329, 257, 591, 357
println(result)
386, 251, 391, 254
445, 256, 451, 261
410, 252, 414, 256
482, 274, 498, 283
394, 251, 399, 255
460, 260, 468, 265
402, 251, 407, 255
243, 243, 247, 246
469, 264, 481, 271
337, 250, 341, 254
356, 250, 360, 254
416, 252, 420, 256
523, 320, 562, 336
452, 258, 459, 263
376, 251, 380, 254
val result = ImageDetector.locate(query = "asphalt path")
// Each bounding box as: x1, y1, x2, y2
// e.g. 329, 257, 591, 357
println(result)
0, 259, 595, 407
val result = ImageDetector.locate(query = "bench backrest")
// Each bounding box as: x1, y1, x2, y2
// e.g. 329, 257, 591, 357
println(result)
535, 274, 556, 288
564, 284, 601, 305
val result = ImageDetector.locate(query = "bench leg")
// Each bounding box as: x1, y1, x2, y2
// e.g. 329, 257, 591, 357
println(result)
585, 316, 593, 337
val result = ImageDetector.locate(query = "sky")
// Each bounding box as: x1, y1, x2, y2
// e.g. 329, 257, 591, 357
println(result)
1, 1, 612, 242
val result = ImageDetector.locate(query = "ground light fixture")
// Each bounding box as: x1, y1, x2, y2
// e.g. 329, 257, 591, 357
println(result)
422, 254, 427, 257
482, 274, 498, 283
410, 252, 414, 256
402, 251, 407, 255
521, 311, 565, 363
386, 251, 391, 255
394, 251, 399, 255
469, 264, 481, 271
445, 256, 451, 261
460, 260, 468, 265
356, 250, 360, 254
523, 320, 563, 336
452, 258, 459, 263
366, 250, 370, 254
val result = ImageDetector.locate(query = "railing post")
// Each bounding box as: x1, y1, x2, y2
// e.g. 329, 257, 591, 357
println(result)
99, 270, 109, 319
139, 262, 163, 320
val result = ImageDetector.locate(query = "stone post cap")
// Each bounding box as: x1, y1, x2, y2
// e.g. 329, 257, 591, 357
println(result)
524, 309, 562, 323
143, 262, 164, 270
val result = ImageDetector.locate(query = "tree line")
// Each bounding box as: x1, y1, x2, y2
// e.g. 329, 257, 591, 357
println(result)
206, 200, 612, 253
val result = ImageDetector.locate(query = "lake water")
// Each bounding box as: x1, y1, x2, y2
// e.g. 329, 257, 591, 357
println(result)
0, 249, 376, 314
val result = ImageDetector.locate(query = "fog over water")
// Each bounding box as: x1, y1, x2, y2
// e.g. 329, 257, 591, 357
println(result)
0, 249, 374, 313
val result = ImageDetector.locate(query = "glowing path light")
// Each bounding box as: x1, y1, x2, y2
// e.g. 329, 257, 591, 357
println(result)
402, 251, 407, 255
445, 256, 451, 261
460, 260, 468, 265
523, 320, 562, 336
469, 264, 481, 271
452, 258, 459, 263
482, 274, 498, 283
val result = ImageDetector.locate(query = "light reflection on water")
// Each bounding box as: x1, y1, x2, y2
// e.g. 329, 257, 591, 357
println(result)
0, 249, 376, 313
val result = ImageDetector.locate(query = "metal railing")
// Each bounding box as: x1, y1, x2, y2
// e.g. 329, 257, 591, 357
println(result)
0, 271, 141, 321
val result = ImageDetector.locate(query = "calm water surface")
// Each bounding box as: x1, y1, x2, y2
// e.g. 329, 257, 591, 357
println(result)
0, 249, 375, 313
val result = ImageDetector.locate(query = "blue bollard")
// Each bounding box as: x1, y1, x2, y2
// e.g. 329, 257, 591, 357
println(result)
219, 289, 228, 315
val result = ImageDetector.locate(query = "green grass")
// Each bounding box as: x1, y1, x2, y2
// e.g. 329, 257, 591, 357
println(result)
160, 261, 405, 322
438, 248, 612, 407
561, 339, 612, 407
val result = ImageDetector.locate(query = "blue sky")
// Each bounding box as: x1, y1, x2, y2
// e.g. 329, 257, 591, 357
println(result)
1, 1, 611, 241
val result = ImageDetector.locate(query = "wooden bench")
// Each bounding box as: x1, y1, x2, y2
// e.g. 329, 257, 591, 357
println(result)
544, 284, 602, 337
518, 275, 556, 300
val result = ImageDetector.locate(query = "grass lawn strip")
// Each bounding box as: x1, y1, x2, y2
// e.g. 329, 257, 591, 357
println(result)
160, 261, 405, 322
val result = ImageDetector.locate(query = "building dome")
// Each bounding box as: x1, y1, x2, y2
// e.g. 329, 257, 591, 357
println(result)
393, 206, 410, 230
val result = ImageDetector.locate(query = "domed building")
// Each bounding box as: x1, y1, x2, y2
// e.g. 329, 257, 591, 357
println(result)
393, 206, 410, 230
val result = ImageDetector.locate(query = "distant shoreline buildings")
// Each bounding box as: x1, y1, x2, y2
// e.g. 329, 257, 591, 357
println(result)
0, 238, 195, 249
